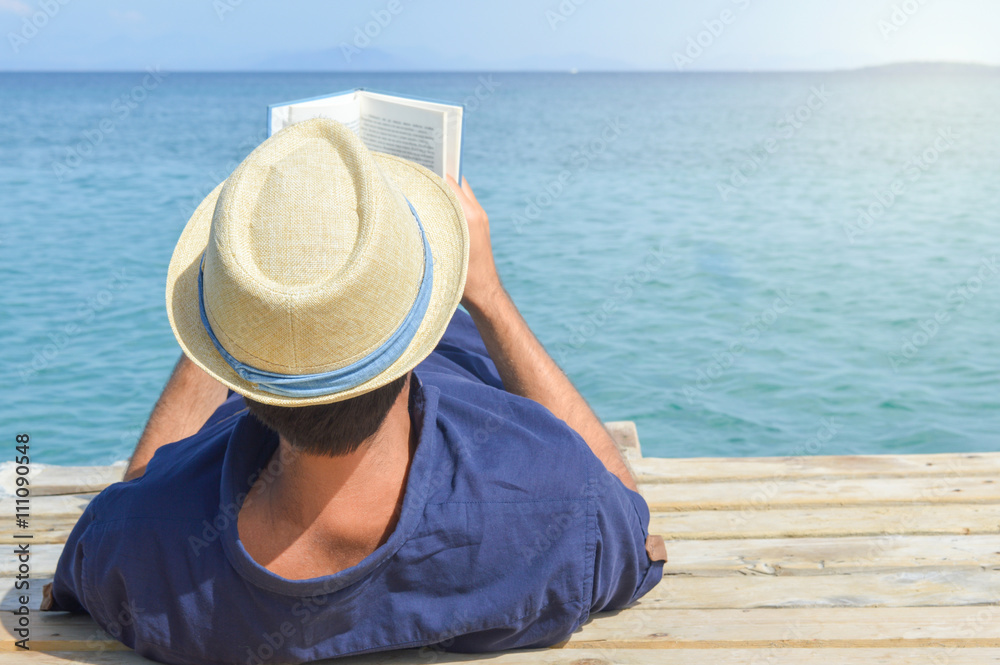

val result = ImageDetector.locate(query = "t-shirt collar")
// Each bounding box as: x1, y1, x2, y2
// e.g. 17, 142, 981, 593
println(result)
219, 373, 439, 597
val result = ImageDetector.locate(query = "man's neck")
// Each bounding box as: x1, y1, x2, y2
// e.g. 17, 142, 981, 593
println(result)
238, 377, 417, 578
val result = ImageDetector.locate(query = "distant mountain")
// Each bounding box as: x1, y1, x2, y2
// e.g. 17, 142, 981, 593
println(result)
500, 53, 637, 72
256, 47, 449, 72
254, 47, 635, 72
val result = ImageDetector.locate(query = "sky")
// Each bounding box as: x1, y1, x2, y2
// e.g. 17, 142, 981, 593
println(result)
1, 0, 998, 71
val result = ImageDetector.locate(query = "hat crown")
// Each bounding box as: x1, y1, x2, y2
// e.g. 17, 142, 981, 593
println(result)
201, 119, 424, 375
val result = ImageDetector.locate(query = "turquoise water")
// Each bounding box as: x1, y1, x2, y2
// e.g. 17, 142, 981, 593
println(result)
2, 71, 998, 465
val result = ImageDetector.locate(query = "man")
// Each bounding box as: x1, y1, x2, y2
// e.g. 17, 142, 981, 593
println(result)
42, 118, 666, 664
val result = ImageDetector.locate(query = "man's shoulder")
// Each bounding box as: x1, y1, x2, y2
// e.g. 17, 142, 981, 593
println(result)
426, 379, 600, 504
416, 310, 604, 503
89, 410, 238, 528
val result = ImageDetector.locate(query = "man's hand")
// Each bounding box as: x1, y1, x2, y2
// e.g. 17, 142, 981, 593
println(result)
446, 176, 501, 311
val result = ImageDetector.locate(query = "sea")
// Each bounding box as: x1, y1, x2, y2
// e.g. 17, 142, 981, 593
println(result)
2, 70, 998, 465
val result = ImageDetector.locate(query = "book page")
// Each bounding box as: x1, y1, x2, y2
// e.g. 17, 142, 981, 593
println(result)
359, 95, 446, 177
362, 91, 462, 180
269, 92, 361, 136
440, 108, 462, 180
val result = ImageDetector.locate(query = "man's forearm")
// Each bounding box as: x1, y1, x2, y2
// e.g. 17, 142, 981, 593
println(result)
465, 284, 638, 492
123, 354, 228, 481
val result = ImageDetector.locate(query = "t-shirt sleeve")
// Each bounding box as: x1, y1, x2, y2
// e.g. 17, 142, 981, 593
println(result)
200, 391, 247, 430
589, 468, 664, 613
420, 308, 504, 390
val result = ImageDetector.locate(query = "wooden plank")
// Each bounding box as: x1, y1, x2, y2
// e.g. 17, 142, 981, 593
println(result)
6, 607, 1000, 651
0, 494, 96, 519
13, 649, 1000, 664
12, 535, 993, 579
0, 518, 81, 544
665, 534, 1000, 575
635, 452, 1000, 483
641, 476, 1000, 511
8, 564, 1000, 618
7, 450, 996, 498
11, 472, 1000, 524
9, 568, 995, 631
0, 525, 80, 545
651, 504, 1000, 539
1, 576, 53, 612
4, 450, 997, 498
7, 536, 1000, 609
0, 543, 62, 576
564, 606, 1000, 647
607, 420, 642, 459
0, 463, 124, 497
642, 568, 1000, 609
8, 504, 1000, 545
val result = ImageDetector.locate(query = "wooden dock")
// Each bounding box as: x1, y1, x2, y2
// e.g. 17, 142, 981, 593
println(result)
3, 423, 999, 663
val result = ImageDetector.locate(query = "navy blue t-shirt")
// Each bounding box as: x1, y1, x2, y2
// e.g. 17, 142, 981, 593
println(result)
48, 310, 663, 664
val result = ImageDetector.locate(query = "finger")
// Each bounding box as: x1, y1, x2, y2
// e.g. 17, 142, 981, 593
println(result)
460, 177, 480, 206
445, 175, 468, 201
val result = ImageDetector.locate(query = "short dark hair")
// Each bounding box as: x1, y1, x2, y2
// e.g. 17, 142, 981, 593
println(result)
245, 374, 408, 457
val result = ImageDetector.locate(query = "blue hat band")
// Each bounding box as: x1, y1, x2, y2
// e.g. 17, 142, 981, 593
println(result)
197, 198, 434, 398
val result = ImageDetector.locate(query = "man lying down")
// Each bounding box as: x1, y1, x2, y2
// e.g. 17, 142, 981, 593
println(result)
42, 118, 666, 664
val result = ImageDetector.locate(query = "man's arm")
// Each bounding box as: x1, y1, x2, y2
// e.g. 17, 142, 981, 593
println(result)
44, 357, 227, 608
122, 354, 228, 481
445, 177, 637, 492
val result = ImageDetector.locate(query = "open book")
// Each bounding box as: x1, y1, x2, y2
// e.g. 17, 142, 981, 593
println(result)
268, 89, 464, 181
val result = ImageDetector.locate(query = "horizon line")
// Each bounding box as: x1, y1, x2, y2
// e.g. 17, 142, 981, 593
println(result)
0, 59, 998, 76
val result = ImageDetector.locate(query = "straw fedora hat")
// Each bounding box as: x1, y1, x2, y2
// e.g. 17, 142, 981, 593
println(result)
166, 118, 468, 406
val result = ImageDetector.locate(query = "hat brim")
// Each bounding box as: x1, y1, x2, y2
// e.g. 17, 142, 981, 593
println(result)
166, 152, 469, 406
